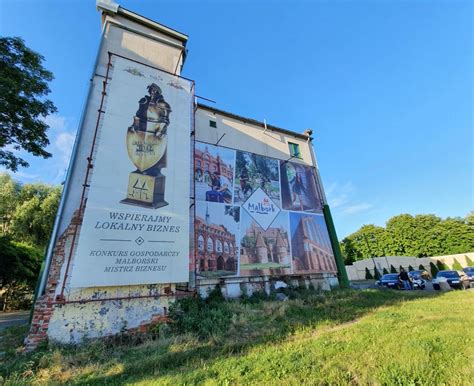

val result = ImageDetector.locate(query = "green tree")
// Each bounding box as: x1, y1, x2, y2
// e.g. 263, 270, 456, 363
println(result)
0, 37, 57, 171
436, 260, 448, 271
430, 262, 439, 277
465, 256, 474, 267
365, 267, 373, 280
0, 173, 20, 233
339, 212, 474, 260
340, 237, 360, 265
465, 211, 474, 227
452, 258, 462, 271
0, 235, 43, 310
374, 269, 381, 280
340, 225, 386, 262
10, 183, 61, 247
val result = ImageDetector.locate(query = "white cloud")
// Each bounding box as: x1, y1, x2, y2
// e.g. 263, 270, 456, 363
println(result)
55, 132, 75, 163
44, 114, 67, 131
341, 203, 373, 215
326, 180, 373, 216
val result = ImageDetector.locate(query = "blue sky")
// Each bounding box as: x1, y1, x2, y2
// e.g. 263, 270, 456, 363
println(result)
0, 0, 472, 238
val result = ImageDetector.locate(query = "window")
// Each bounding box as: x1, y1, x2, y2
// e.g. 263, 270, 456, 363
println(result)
207, 237, 213, 252
288, 142, 301, 158
216, 239, 223, 253
198, 236, 204, 251
209, 120, 217, 128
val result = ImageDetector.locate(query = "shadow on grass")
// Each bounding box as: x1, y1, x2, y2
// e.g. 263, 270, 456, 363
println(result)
64, 289, 442, 385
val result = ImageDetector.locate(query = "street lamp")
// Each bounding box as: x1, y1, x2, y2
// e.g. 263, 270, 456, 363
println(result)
360, 234, 381, 279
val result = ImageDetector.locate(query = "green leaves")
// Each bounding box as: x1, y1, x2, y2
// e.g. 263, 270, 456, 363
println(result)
0, 37, 57, 171
0, 173, 61, 247
340, 213, 474, 263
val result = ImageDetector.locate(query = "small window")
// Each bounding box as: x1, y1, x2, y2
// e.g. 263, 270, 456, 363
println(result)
209, 120, 217, 128
288, 142, 301, 158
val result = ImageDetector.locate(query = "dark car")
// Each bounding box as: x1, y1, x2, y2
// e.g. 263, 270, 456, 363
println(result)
376, 274, 402, 289
433, 270, 470, 290
462, 267, 474, 283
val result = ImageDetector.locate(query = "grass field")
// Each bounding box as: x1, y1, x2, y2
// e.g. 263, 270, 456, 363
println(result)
1, 289, 473, 385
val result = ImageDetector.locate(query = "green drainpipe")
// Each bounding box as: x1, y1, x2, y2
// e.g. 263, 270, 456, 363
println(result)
323, 204, 349, 288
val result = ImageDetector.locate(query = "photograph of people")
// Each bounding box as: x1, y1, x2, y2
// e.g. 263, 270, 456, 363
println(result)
194, 142, 235, 204
280, 161, 323, 212
234, 151, 281, 206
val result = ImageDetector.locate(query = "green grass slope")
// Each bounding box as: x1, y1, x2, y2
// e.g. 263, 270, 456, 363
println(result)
1, 289, 473, 385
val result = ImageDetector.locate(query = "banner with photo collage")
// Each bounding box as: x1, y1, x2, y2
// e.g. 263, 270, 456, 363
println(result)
194, 141, 338, 279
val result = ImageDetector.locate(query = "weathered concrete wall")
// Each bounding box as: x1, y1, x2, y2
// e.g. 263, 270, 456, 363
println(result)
346, 252, 474, 280
197, 273, 338, 299
195, 107, 313, 167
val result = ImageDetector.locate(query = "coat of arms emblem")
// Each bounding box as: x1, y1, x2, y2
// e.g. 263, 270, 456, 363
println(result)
121, 83, 171, 208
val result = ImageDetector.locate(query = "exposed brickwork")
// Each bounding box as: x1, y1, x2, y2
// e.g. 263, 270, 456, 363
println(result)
25, 209, 83, 350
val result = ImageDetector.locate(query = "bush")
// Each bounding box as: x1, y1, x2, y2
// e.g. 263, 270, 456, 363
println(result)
418, 264, 426, 271
390, 265, 398, 273
466, 256, 474, 267
0, 236, 43, 311
408, 265, 414, 272
168, 285, 232, 340
452, 258, 463, 271
436, 260, 448, 271
382, 268, 389, 275
365, 267, 373, 280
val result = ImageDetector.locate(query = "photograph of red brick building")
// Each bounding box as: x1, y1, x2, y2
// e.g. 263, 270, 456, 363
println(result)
240, 211, 291, 276
290, 213, 337, 273
194, 142, 235, 203
195, 202, 239, 277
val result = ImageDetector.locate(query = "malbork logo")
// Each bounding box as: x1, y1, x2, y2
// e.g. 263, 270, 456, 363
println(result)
243, 188, 281, 230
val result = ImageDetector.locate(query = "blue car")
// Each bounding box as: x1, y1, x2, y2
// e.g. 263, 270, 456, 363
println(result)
376, 274, 402, 289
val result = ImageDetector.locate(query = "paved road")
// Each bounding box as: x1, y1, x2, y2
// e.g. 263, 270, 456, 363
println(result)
0, 311, 30, 330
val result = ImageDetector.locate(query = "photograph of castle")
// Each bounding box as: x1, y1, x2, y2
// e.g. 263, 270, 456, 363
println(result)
239, 210, 291, 276
234, 150, 281, 206
280, 162, 322, 212
290, 212, 337, 274
195, 202, 240, 278
194, 142, 235, 204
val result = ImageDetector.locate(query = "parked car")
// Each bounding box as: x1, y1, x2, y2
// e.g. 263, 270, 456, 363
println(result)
462, 267, 474, 283
432, 270, 470, 290
409, 269, 431, 281
408, 271, 426, 289
376, 274, 402, 289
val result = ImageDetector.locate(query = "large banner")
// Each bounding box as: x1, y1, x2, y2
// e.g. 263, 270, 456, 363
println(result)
70, 56, 192, 287
193, 141, 338, 279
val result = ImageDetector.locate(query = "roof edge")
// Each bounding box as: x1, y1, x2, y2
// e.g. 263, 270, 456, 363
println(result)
97, 1, 188, 46
196, 103, 310, 141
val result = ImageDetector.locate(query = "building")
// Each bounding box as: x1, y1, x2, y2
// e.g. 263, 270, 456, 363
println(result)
26, 1, 347, 348
195, 146, 234, 181
292, 215, 337, 273
195, 213, 238, 275
241, 222, 289, 266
